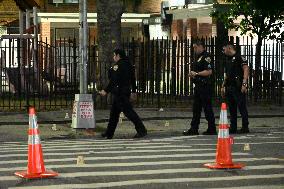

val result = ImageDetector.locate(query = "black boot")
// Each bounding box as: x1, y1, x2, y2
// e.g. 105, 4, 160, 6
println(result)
229, 128, 237, 134
202, 129, 217, 135
237, 127, 249, 134
183, 129, 199, 136
101, 132, 113, 139
133, 131, 147, 138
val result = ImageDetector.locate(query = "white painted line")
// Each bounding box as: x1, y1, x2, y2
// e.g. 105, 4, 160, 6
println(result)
5, 173, 284, 187
0, 157, 277, 173
59, 165, 284, 177
0, 142, 172, 150
0, 146, 124, 153
0, 144, 194, 153
235, 142, 284, 145
0, 139, 159, 147
0, 148, 215, 158
0, 152, 250, 165
271, 132, 284, 134
189, 141, 284, 146
209, 185, 284, 189
257, 137, 281, 139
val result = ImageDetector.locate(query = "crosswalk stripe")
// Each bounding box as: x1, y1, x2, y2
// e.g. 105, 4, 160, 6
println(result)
0, 142, 172, 149
0, 148, 215, 158
0, 144, 195, 153
209, 185, 284, 189
0, 152, 250, 165
1, 135, 283, 189
0, 137, 205, 146
0, 136, 218, 146
0, 139, 163, 147
55, 165, 284, 177
0, 157, 277, 173
0, 143, 174, 153
5, 173, 284, 187
0, 146, 123, 153
184, 141, 284, 146
2, 141, 283, 153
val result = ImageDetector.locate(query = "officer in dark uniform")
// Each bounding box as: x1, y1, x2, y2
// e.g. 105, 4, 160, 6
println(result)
98, 49, 147, 139
221, 42, 249, 134
183, 40, 216, 135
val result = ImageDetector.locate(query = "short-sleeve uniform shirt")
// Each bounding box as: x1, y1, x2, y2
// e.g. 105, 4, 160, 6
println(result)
225, 54, 248, 86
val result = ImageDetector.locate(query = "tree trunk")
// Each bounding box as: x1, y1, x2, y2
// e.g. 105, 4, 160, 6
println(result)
97, 0, 124, 90
254, 35, 263, 102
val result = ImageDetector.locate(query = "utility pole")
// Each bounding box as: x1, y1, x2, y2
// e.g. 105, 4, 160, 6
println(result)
79, 0, 87, 94
72, 0, 95, 129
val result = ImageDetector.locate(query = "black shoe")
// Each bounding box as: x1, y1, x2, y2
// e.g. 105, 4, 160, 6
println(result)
101, 132, 113, 139
229, 128, 237, 134
237, 127, 250, 134
133, 132, 147, 138
202, 130, 217, 135
183, 129, 199, 136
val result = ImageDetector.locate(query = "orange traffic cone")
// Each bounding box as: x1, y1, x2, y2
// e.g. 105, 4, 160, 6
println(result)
204, 103, 245, 169
15, 107, 58, 179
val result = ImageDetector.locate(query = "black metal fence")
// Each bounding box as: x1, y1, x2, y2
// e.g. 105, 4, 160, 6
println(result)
0, 36, 283, 111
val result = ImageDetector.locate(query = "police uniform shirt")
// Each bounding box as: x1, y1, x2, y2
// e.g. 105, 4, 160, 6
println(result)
192, 51, 213, 84
105, 58, 137, 94
225, 54, 248, 86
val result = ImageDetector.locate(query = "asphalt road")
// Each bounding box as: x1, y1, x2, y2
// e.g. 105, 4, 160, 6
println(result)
0, 126, 283, 189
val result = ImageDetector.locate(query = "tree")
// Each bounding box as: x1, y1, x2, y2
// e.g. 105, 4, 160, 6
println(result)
96, 0, 142, 96
211, 0, 284, 101
97, 0, 124, 92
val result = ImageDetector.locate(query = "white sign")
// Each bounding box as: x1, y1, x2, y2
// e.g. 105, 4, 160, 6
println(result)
168, 0, 185, 7
79, 102, 93, 119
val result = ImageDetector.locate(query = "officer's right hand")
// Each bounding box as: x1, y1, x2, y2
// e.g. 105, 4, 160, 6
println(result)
130, 93, 137, 102
221, 87, 225, 98
190, 71, 197, 78
99, 90, 107, 96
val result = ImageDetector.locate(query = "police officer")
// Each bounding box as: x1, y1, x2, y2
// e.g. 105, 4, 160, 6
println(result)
183, 40, 216, 136
221, 42, 249, 134
98, 49, 147, 139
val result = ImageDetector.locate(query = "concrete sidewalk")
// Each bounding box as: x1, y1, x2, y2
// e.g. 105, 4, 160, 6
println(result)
0, 105, 283, 142
0, 105, 283, 125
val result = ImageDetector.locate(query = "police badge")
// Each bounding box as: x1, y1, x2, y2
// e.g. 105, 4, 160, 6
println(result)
113, 65, 119, 71
205, 57, 211, 63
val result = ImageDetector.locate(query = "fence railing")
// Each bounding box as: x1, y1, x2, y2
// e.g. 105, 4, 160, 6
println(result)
0, 36, 283, 111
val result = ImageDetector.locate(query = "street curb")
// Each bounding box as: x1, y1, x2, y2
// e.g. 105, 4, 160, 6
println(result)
0, 114, 284, 125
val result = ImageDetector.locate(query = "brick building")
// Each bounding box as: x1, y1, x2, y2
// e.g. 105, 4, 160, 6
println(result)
0, 0, 162, 44
165, 0, 246, 39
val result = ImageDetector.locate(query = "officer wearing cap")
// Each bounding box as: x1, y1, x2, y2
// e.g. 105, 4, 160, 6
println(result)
183, 40, 216, 135
221, 42, 249, 134
98, 49, 147, 139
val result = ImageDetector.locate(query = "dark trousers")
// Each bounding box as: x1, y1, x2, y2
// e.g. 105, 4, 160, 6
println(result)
226, 86, 249, 131
190, 86, 216, 131
105, 94, 147, 137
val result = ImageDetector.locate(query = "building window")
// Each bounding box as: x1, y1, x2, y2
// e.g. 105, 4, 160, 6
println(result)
63, 0, 79, 3
49, 0, 78, 4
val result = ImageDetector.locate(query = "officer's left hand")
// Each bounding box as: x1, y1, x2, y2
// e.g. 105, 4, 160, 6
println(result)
99, 90, 107, 96
190, 71, 198, 78
130, 93, 137, 102
241, 86, 247, 93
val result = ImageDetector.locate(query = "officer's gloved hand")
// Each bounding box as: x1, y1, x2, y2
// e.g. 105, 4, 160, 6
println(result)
130, 93, 137, 102
221, 87, 225, 98
241, 85, 248, 93
190, 71, 197, 78
99, 90, 107, 96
